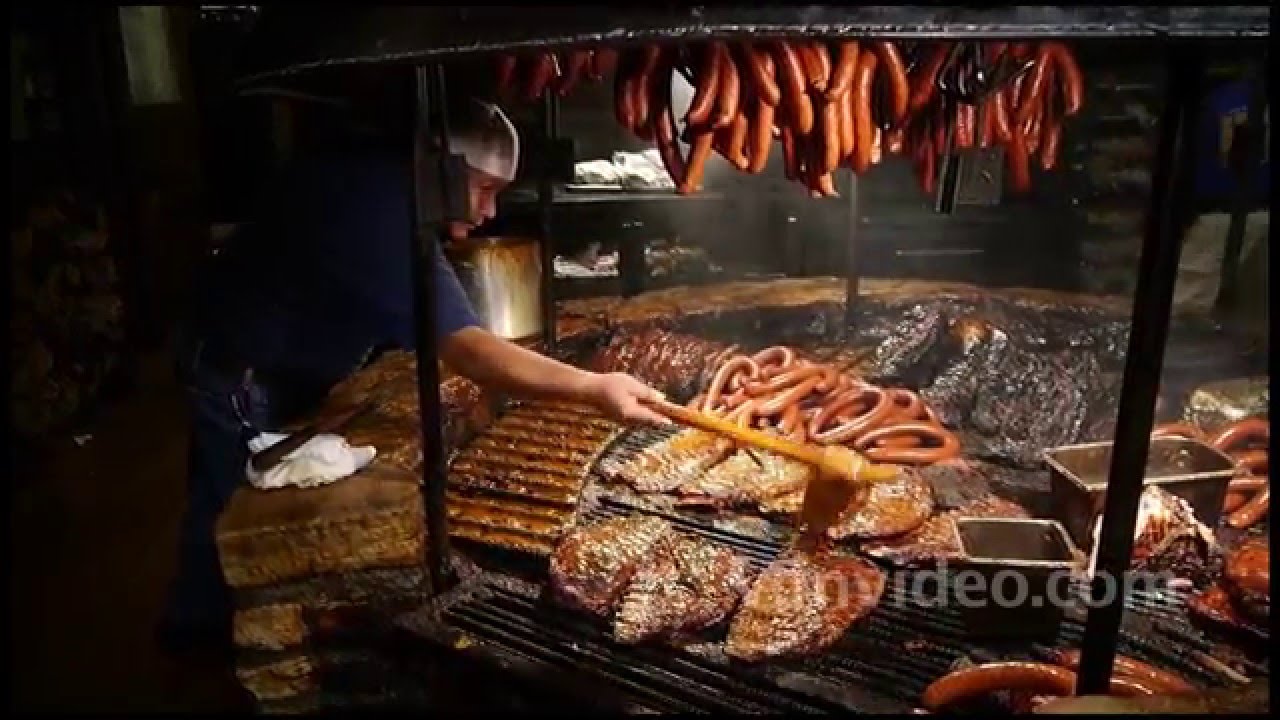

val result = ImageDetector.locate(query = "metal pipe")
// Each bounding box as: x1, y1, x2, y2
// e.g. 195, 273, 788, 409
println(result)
1214, 60, 1267, 314
538, 93, 560, 353
844, 169, 861, 327
934, 118, 961, 215
1075, 43, 1206, 696
410, 63, 455, 593
618, 223, 647, 297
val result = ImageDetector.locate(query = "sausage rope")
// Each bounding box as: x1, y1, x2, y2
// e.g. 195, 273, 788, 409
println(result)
695, 347, 959, 464
493, 39, 1084, 197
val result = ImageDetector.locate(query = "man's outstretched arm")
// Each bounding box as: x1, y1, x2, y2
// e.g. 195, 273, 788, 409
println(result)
440, 327, 669, 426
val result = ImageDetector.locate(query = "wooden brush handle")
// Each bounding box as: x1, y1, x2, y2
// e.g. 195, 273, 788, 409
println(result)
648, 398, 899, 538
651, 399, 826, 466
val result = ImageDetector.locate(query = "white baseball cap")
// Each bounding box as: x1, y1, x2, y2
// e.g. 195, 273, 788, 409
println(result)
448, 98, 520, 183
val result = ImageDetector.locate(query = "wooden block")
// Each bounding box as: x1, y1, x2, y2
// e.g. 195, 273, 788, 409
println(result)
237, 564, 430, 613
216, 464, 424, 590
342, 412, 423, 474
235, 654, 315, 701
238, 647, 429, 708
233, 603, 308, 652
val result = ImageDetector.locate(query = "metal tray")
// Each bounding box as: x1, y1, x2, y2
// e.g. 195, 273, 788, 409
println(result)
1043, 436, 1236, 550
952, 517, 1082, 640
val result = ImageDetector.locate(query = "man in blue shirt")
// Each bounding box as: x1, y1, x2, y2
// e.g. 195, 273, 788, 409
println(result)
163, 97, 667, 652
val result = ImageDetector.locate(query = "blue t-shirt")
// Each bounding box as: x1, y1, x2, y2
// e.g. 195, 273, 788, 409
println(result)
193, 146, 481, 388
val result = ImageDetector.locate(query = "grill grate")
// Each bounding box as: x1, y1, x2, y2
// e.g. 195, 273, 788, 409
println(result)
400, 422, 1258, 713
400, 491, 1241, 713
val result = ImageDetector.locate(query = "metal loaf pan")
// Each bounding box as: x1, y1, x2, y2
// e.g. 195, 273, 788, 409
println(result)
951, 517, 1082, 641
1043, 436, 1236, 551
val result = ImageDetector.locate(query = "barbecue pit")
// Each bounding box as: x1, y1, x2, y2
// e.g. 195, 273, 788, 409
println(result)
229, 6, 1270, 713
379, 279, 1267, 712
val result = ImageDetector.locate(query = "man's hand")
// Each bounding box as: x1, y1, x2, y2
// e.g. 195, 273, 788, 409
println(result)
578, 372, 672, 427
440, 328, 673, 426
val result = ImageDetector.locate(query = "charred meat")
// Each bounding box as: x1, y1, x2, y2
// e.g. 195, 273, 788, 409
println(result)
859, 304, 949, 386
1187, 583, 1268, 642
922, 322, 1099, 468
1223, 540, 1269, 624
613, 533, 754, 644
1091, 485, 1216, 583
548, 515, 674, 617
725, 549, 885, 662
1188, 539, 1269, 641
589, 327, 732, 399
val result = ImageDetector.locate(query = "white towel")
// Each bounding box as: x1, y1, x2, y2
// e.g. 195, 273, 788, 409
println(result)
245, 432, 377, 490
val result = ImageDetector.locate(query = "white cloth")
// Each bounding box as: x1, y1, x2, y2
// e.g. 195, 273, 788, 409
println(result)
571, 150, 676, 189
572, 159, 622, 185
245, 432, 377, 490
614, 149, 676, 189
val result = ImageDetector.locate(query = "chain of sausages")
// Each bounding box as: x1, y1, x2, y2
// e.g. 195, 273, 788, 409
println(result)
1152, 417, 1269, 529
608, 41, 914, 196
686, 345, 960, 465
903, 40, 1083, 195
918, 654, 1195, 712
492, 40, 1083, 198
493, 49, 618, 103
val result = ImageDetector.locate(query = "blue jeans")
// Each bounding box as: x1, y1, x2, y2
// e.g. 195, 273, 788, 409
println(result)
163, 332, 272, 632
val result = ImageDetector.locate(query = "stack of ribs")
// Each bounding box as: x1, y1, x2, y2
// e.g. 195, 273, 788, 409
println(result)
319, 350, 496, 471
549, 516, 885, 660
758, 467, 938, 541
586, 328, 736, 400
860, 494, 1031, 567
447, 400, 619, 555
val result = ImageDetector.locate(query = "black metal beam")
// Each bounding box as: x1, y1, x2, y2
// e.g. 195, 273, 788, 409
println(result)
1075, 43, 1206, 695
1214, 60, 1268, 314
234, 7, 1270, 88
618, 228, 648, 297
409, 63, 458, 594
844, 170, 861, 327
539, 93, 560, 353
934, 120, 962, 215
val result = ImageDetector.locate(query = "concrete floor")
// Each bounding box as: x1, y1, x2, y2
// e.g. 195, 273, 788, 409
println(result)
9, 350, 250, 712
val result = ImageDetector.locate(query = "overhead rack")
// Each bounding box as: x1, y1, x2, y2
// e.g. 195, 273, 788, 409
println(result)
234, 6, 1269, 86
